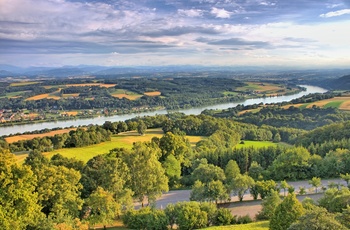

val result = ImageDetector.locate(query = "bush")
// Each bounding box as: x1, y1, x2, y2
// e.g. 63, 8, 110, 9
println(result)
122, 207, 168, 230
236, 214, 253, 224
215, 208, 234, 226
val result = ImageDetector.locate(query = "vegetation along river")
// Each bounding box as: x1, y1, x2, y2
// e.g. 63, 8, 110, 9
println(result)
0, 85, 327, 136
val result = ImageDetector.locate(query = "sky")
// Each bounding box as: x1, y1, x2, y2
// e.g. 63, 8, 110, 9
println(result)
1, 0, 350, 68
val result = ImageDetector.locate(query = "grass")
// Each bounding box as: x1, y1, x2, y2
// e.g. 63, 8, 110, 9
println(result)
204, 221, 269, 230
222, 91, 239, 96
42, 128, 203, 163
111, 89, 143, 100
324, 101, 345, 108
0, 90, 31, 98
235, 141, 279, 149
10, 81, 40, 87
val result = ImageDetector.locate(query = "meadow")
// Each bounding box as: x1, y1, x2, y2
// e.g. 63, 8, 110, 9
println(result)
235, 140, 279, 149
204, 221, 269, 230
44, 128, 204, 162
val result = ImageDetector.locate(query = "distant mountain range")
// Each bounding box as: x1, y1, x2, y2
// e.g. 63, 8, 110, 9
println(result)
1, 64, 350, 81
324, 75, 350, 90
0, 64, 302, 78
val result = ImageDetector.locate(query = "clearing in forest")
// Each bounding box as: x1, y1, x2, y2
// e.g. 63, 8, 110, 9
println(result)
144, 91, 161, 96
235, 140, 280, 149
111, 89, 143, 100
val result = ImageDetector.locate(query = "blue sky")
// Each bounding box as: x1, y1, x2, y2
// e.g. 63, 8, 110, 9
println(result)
1, 0, 350, 67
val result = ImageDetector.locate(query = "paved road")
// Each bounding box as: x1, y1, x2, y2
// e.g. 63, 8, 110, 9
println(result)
135, 178, 346, 209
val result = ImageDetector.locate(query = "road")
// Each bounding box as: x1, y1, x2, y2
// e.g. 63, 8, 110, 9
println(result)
135, 178, 346, 209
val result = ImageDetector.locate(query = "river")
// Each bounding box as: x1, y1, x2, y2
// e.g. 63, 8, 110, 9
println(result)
0, 85, 327, 136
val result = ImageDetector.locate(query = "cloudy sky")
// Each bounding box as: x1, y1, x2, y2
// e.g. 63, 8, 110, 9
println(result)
1, 0, 350, 67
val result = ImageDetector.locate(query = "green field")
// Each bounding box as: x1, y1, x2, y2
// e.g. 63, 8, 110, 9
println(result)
204, 221, 269, 230
45, 129, 204, 162
235, 140, 279, 149
324, 101, 344, 108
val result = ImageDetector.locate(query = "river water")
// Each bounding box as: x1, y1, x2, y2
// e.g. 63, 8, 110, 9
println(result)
0, 85, 327, 136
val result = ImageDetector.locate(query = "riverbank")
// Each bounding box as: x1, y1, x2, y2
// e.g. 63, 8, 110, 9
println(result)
0, 85, 327, 136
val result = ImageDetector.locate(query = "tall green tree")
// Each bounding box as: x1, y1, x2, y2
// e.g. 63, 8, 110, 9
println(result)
122, 142, 168, 206
256, 190, 282, 220
270, 193, 305, 230
0, 151, 42, 229
308, 177, 322, 193
85, 187, 121, 229
137, 120, 147, 135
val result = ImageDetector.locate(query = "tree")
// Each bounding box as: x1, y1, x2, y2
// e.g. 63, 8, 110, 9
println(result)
85, 187, 121, 229
232, 174, 255, 201
341, 173, 350, 187
256, 190, 282, 220
308, 177, 322, 193
225, 160, 241, 185
288, 206, 347, 230
122, 142, 168, 206
36, 165, 83, 220
280, 180, 290, 197
248, 161, 264, 181
192, 162, 226, 184
162, 155, 181, 188
273, 133, 281, 143
137, 120, 147, 135
270, 193, 305, 230
190, 180, 229, 204
0, 151, 42, 229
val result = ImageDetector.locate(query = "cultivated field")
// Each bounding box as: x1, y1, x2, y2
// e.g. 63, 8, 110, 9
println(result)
144, 91, 161, 96
111, 89, 143, 100
25, 93, 60, 101
236, 82, 288, 96
5, 128, 76, 143
10, 81, 41, 87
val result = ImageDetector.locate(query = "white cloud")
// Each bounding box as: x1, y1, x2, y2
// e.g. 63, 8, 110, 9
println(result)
210, 7, 231, 18
320, 9, 350, 18
178, 9, 203, 17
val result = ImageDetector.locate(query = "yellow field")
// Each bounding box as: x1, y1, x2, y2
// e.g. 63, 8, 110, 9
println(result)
62, 93, 80, 98
340, 100, 350, 110
66, 83, 116, 88
281, 104, 304, 109
306, 97, 350, 108
25, 94, 55, 101
10, 81, 41, 87
5, 128, 76, 143
144, 91, 161, 96
112, 93, 143, 100
61, 111, 78, 116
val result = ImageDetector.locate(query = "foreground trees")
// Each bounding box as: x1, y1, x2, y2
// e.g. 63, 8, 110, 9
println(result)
270, 193, 304, 230
0, 151, 42, 229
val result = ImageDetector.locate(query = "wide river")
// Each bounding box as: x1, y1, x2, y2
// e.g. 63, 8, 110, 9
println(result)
0, 85, 327, 136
